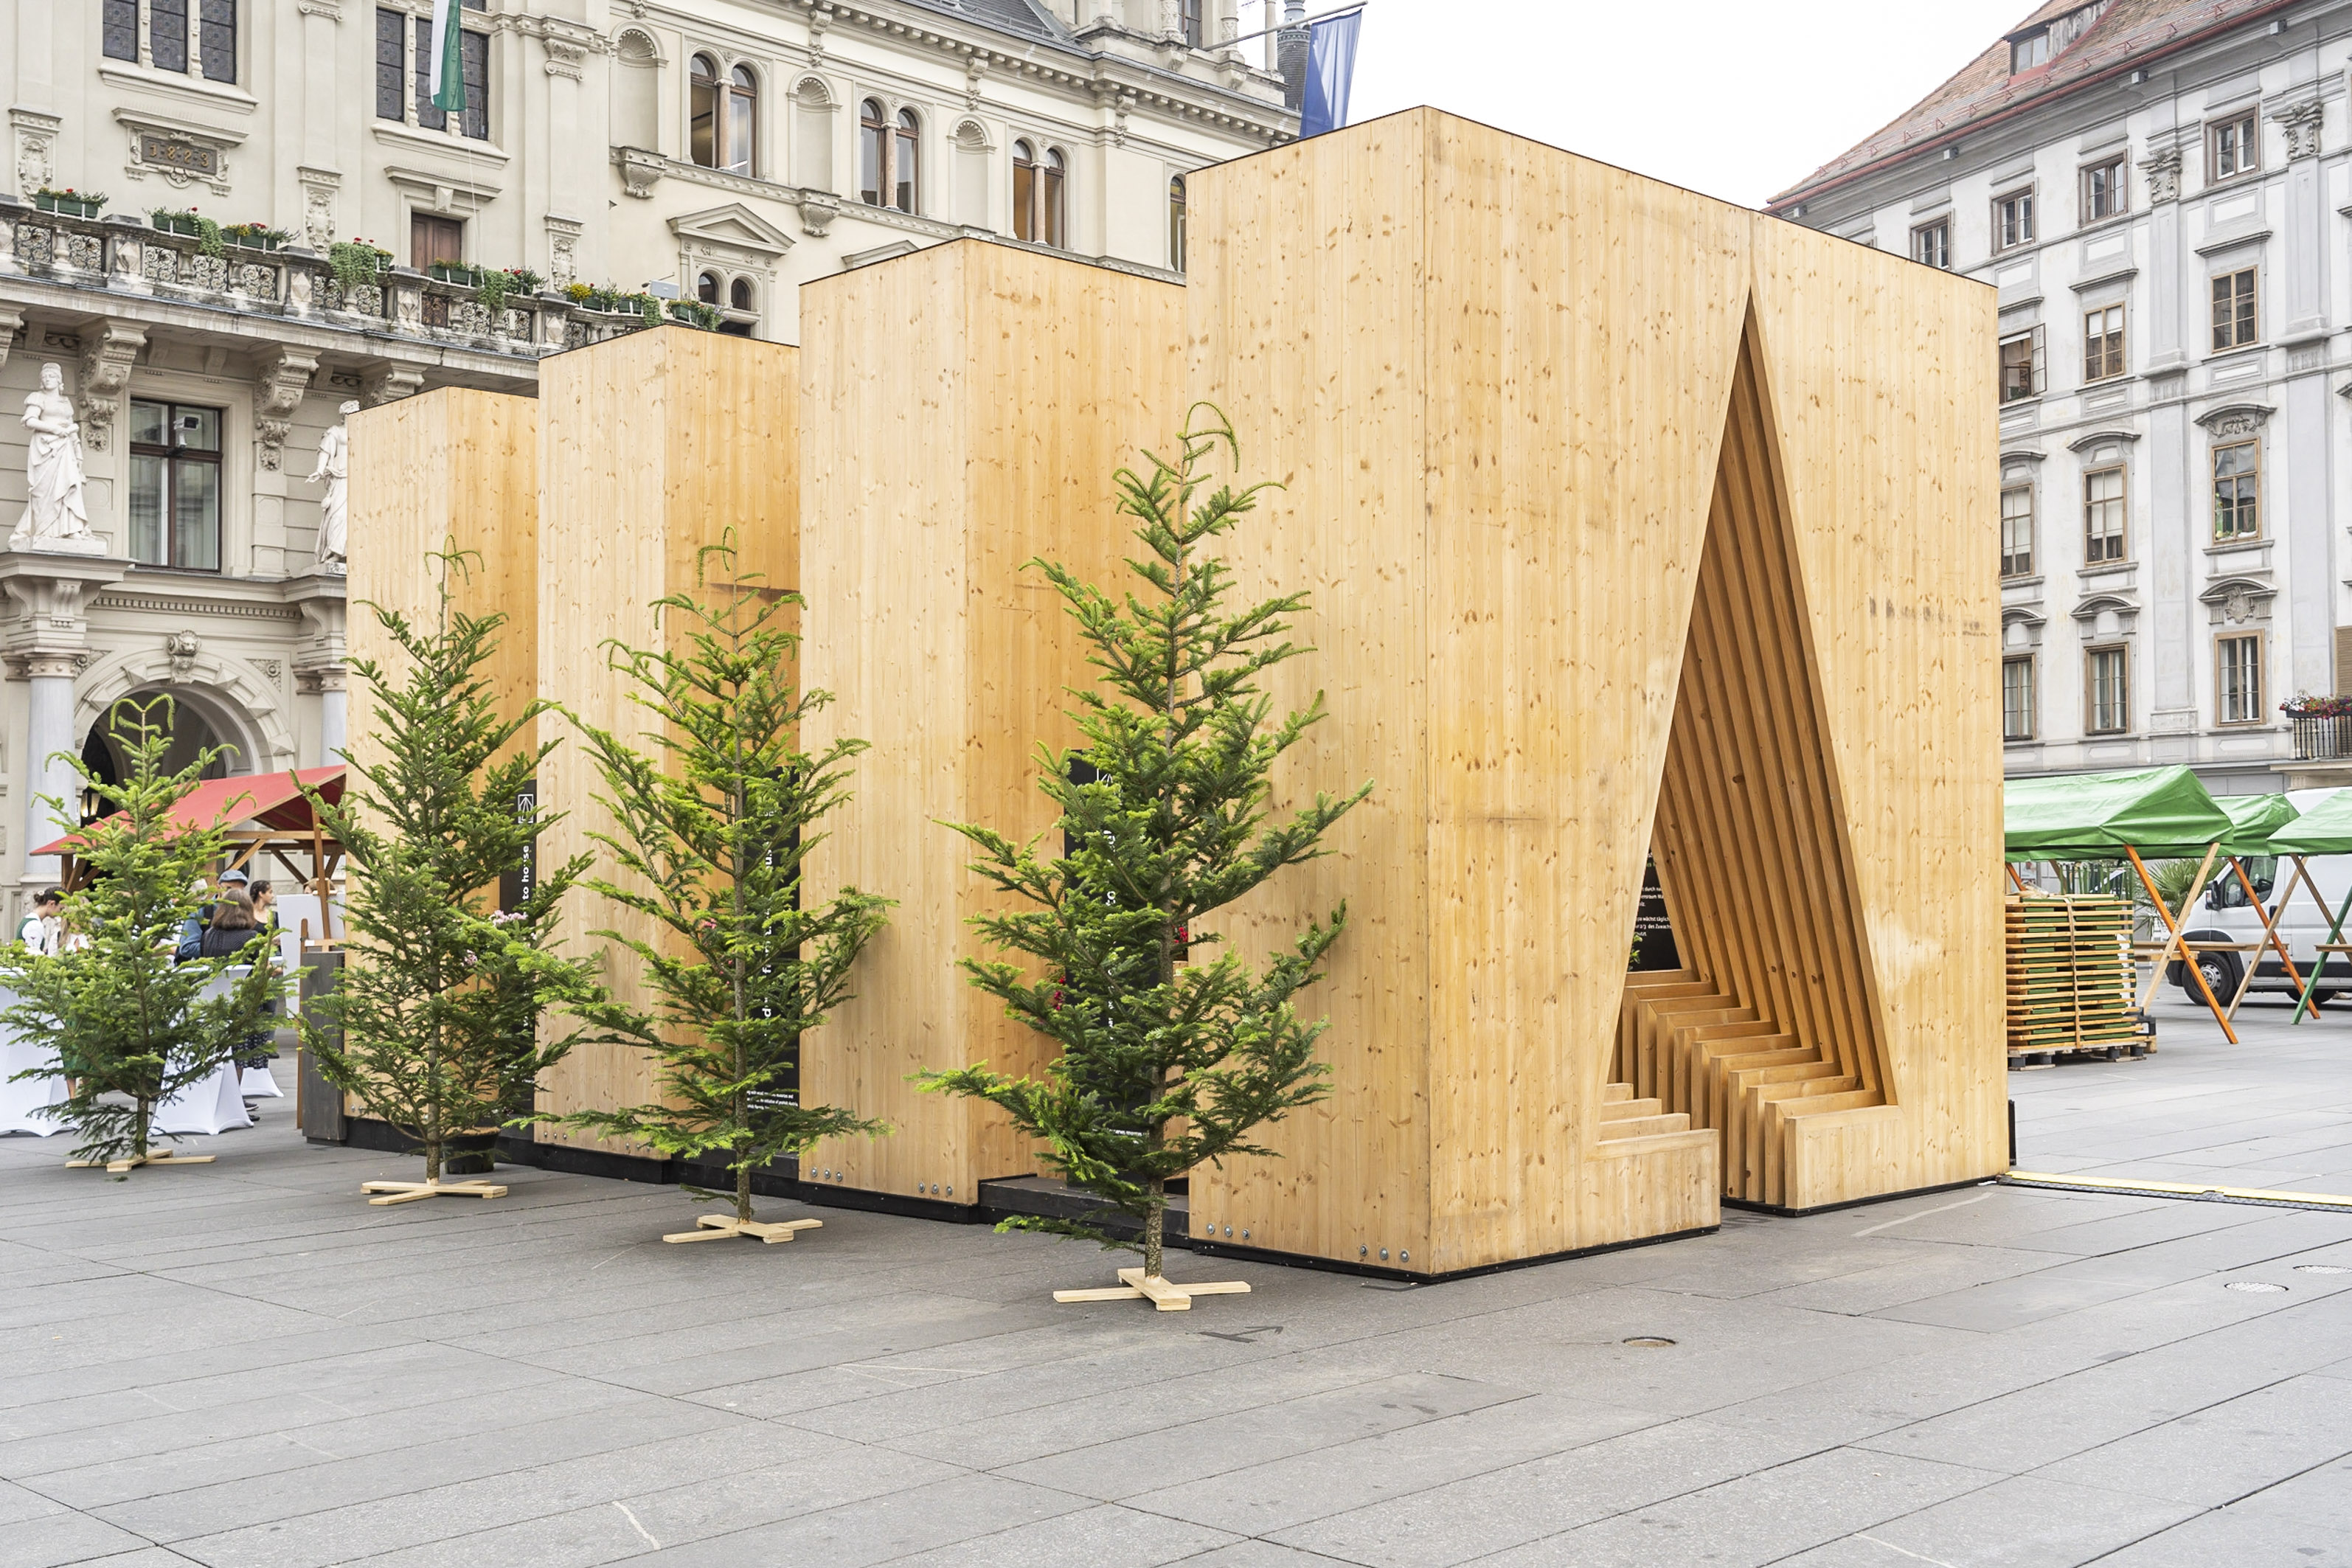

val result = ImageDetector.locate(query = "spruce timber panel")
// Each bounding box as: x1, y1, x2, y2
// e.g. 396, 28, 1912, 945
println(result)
1187, 109, 1738, 1273
1746, 223, 2005, 1209
799, 243, 1186, 1207
533, 327, 800, 1155
346, 389, 538, 1123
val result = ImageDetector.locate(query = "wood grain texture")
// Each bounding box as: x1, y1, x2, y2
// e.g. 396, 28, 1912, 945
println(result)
533, 327, 801, 1155
1184, 108, 1999, 1269
797, 241, 1187, 1207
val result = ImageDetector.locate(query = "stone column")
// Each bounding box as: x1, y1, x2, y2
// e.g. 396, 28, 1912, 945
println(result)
0, 554, 130, 887
2278, 99, 2334, 701
284, 573, 349, 765
2142, 142, 2197, 742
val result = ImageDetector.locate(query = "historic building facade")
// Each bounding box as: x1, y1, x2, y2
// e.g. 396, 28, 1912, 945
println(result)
1771, 0, 2352, 795
0, 0, 1293, 914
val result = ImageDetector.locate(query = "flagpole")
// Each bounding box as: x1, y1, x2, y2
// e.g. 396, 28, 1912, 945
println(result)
1222, 1, 1363, 49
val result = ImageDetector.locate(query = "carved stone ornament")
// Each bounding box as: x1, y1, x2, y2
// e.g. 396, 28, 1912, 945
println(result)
621, 147, 665, 199
2196, 403, 2274, 439
361, 363, 424, 407
10, 108, 59, 204
14, 362, 103, 556
251, 347, 320, 474
2278, 100, 2325, 162
2225, 586, 2255, 625
75, 323, 146, 457
298, 166, 341, 250
545, 215, 583, 286
165, 630, 201, 679
2143, 147, 2182, 206
798, 191, 840, 237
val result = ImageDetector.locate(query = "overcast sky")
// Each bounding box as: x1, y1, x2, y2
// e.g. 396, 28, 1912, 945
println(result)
1233, 0, 2040, 207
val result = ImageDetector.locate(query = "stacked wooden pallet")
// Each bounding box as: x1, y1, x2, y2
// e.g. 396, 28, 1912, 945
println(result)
2005, 895, 2140, 1060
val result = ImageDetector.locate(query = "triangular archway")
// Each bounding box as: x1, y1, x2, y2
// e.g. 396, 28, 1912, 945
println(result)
1617, 308, 1893, 1207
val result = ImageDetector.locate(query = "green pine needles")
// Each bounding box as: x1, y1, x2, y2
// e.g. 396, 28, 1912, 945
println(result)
923, 408, 1372, 1282
302, 556, 593, 1187
0, 698, 280, 1173
547, 540, 891, 1227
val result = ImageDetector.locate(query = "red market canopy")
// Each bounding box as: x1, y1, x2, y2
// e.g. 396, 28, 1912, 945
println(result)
33, 766, 345, 858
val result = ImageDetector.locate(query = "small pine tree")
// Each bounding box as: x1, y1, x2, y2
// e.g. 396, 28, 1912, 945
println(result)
547, 541, 891, 1229
302, 557, 594, 1189
923, 409, 1372, 1283
0, 698, 280, 1173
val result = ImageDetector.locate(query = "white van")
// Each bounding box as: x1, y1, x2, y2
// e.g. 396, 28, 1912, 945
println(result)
2174, 788, 2352, 1006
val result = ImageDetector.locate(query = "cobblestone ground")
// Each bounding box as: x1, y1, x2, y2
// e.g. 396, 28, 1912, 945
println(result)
3, 1042, 2350, 1568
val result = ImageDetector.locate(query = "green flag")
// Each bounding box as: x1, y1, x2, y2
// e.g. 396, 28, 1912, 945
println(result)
429, 0, 464, 114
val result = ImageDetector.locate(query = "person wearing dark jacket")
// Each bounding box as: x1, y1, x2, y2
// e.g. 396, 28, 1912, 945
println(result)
200, 892, 277, 1109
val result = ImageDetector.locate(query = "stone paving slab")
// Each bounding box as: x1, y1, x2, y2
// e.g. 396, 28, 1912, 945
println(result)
3, 1061, 2351, 1565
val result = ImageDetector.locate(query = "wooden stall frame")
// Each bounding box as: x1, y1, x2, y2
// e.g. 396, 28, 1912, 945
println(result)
2280, 856, 2352, 1024
361, 1178, 509, 1206
2125, 844, 2235, 1042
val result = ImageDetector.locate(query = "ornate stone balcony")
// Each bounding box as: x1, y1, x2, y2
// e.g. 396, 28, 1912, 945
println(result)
0, 200, 656, 361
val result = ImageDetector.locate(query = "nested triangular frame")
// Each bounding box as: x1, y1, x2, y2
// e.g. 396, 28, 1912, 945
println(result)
1620, 305, 1894, 1208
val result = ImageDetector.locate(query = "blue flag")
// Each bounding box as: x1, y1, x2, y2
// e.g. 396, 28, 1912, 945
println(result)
1300, 8, 1363, 139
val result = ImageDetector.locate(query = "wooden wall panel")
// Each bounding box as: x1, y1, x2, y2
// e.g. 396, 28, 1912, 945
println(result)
1747, 222, 2005, 1209
533, 327, 800, 1154
799, 242, 1187, 1207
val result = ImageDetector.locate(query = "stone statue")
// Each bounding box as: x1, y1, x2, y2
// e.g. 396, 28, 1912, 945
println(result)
308, 399, 356, 575
13, 363, 103, 555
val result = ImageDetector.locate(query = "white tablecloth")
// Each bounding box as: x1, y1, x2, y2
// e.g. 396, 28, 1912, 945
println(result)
0, 1038, 67, 1136
153, 1062, 252, 1136
240, 1065, 283, 1099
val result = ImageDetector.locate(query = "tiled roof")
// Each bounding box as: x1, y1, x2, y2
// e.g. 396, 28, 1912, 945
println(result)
1770, 0, 2283, 209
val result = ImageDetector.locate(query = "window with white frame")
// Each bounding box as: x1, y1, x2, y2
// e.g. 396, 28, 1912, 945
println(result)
2002, 655, 2037, 741
2080, 155, 2126, 223
1994, 187, 2036, 251
2001, 485, 2035, 577
2209, 111, 2260, 181
104, 0, 237, 83
1911, 220, 1950, 269
2086, 645, 2130, 735
2218, 633, 2263, 724
2000, 327, 2044, 403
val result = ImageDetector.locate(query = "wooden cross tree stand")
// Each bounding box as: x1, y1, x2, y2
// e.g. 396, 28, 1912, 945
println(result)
663, 1215, 825, 1245
1055, 1269, 1252, 1313
361, 1179, 509, 1206
69, 1148, 214, 1175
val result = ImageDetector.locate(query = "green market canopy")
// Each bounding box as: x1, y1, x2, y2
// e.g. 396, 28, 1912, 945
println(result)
2268, 790, 2352, 856
2003, 766, 2235, 862
2219, 792, 2299, 856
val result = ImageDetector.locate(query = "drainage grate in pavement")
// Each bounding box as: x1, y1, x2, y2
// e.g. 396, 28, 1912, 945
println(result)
2225, 1280, 2290, 1294
2294, 1264, 2352, 1275
1623, 1336, 1679, 1347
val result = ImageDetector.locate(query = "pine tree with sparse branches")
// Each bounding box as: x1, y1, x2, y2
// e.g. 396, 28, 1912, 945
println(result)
301, 555, 594, 1190
923, 406, 1372, 1284
0, 698, 280, 1173
544, 540, 892, 1230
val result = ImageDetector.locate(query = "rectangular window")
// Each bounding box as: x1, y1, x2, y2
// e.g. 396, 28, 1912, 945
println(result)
459, 29, 489, 140
150, 0, 188, 74
375, 9, 406, 120
2087, 645, 2131, 735
2000, 327, 2044, 403
2001, 485, 2036, 577
2084, 465, 2127, 563
414, 21, 444, 131
2218, 634, 2263, 724
2210, 111, 2260, 181
127, 400, 223, 572
103, 0, 139, 61
2213, 440, 2260, 541
2002, 656, 2037, 741
1182, 0, 1207, 46
2012, 31, 2050, 72
2211, 268, 2258, 351
1994, 187, 2036, 251
411, 212, 464, 270
198, 0, 235, 83
2080, 155, 2126, 223
2084, 304, 2125, 382
1911, 220, 1950, 269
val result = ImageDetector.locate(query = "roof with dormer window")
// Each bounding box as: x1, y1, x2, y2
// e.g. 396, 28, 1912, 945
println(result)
1769, 0, 2280, 212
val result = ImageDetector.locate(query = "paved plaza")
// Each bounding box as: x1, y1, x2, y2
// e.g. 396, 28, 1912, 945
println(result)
4, 1017, 2352, 1568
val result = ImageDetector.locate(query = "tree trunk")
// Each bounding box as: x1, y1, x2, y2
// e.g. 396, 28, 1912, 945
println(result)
132, 1097, 151, 1162
425, 1136, 441, 1184
736, 1140, 752, 1224
1142, 1178, 1165, 1280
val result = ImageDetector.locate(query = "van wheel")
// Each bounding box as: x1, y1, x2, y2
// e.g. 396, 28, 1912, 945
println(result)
2308, 991, 2336, 1009
2192, 951, 2242, 999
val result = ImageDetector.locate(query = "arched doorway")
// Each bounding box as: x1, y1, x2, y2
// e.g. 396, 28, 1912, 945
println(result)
77, 686, 254, 822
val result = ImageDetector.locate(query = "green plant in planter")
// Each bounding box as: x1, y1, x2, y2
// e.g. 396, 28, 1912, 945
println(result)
221, 221, 288, 250
328, 239, 392, 295
34, 187, 108, 216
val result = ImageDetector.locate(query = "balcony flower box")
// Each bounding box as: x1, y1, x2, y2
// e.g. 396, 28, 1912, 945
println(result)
222, 223, 289, 252
151, 210, 207, 240
33, 190, 105, 220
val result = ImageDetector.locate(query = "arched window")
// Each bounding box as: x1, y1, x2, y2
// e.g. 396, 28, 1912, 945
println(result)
894, 108, 920, 213
1042, 147, 1066, 249
860, 99, 888, 206
1168, 173, 1187, 271
726, 66, 757, 176
690, 55, 755, 174
697, 271, 721, 305
690, 54, 720, 169
729, 277, 754, 311
1012, 139, 1036, 242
